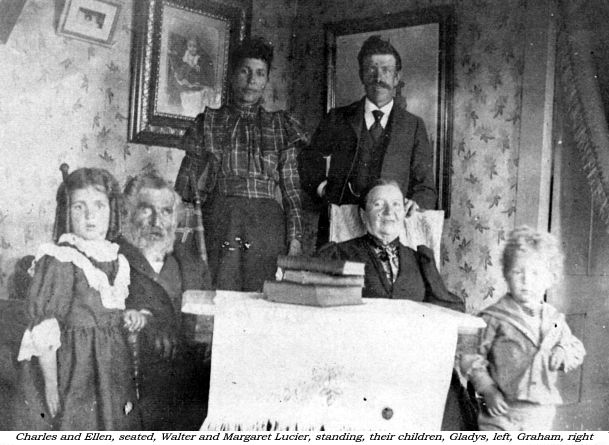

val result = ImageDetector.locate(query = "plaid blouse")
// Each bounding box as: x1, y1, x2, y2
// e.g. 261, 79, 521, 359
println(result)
175, 102, 307, 242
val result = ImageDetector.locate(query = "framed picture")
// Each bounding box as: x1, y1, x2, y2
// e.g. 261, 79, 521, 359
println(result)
57, 0, 121, 47
128, 0, 250, 148
325, 6, 454, 216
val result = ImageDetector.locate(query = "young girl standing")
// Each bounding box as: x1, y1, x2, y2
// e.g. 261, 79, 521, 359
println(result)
14, 168, 147, 430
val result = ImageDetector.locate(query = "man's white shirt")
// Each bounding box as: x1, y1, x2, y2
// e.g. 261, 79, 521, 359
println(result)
317, 98, 395, 198
364, 97, 393, 130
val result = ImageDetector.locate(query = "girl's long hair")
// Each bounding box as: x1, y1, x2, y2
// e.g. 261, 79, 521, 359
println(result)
53, 167, 122, 242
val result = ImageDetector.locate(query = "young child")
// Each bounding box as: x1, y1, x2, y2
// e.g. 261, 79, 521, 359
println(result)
14, 168, 148, 430
461, 226, 585, 431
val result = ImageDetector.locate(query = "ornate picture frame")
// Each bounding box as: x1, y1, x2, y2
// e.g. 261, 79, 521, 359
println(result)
128, 0, 250, 148
325, 6, 454, 215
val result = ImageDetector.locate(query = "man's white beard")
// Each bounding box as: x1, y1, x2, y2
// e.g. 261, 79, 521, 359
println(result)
126, 223, 176, 264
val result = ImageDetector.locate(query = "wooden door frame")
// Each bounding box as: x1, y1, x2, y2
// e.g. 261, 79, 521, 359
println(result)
514, 0, 557, 231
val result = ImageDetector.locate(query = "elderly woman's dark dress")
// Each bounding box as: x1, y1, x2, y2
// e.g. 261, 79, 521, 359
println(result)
320, 234, 460, 305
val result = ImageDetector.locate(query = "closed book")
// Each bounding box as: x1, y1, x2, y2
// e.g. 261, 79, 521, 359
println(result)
277, 269, 365, 287
276, 255, 365, 276
263, 280, 363, 307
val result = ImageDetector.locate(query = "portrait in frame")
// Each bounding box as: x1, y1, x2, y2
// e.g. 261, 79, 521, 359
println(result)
325, 6, 454, 215
128, 0, 250, 148
57, 0, 121, 47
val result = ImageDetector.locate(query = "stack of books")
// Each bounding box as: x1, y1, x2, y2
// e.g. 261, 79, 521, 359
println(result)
263, 255, 366, 307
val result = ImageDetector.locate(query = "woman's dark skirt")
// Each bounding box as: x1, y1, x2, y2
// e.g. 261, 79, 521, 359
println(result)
203, 195, 286, 292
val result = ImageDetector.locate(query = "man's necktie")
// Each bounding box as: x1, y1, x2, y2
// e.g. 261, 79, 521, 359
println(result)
369, 109, 384, 145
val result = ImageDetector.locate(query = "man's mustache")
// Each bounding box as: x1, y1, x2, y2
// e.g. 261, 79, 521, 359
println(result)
139, 226, 167, 238
147, 228, 166, 237
366, 81, 392, 90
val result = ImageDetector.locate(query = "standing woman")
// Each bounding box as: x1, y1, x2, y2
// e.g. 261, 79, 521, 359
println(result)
175, 37, 307, 291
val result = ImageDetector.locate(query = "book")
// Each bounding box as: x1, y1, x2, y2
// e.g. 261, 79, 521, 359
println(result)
277, 268, 365, 287
263, 280, 363, 307
276, 255, 365, 276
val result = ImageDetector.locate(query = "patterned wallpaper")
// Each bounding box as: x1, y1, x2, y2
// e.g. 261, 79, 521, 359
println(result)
0, 0, 297, 299
0, 0, 529, 312
292, 0, 527, 312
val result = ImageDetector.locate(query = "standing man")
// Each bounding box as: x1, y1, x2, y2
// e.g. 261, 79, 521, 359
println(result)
299, 35, 437, 247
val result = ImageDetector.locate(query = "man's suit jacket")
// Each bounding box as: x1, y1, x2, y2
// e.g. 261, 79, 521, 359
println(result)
299, 97, 437, 208
319, 235, 464, 312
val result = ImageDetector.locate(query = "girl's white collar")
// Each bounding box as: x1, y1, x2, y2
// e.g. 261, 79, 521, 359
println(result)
57, 233, 119, 262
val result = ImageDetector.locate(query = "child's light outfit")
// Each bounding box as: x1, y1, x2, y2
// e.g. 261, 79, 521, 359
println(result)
462, 294, 585, 431
14, 234, 140, 430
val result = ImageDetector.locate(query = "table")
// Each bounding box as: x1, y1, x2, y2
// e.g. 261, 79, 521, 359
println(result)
183, 291, 484, 430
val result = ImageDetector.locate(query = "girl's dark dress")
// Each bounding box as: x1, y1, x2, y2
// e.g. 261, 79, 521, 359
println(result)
13, 236, 140, 430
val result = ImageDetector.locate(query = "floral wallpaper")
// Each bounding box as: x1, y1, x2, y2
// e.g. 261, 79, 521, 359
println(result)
0, 0, 530, 312
292, 0, 527, 312
0, 0, 297, 299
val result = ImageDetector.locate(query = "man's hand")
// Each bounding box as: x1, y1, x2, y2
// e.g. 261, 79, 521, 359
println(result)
155, 330, 178, 360
481, 387, 508, 417
288, 239, 302, 256
404, 198, 420, 217
123, 309, 149, 332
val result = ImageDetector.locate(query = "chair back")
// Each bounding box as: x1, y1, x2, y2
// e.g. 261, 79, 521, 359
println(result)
328, 204, 444, 267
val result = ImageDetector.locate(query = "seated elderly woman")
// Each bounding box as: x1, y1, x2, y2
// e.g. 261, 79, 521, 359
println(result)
319, 179, 476, 430
319, 179, 462, 309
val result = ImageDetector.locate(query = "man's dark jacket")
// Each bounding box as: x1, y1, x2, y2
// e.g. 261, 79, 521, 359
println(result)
299, 97, 437, 208
118, 233, 212, 430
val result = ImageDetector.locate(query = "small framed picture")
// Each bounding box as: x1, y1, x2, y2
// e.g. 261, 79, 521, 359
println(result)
57, 0, 121, 47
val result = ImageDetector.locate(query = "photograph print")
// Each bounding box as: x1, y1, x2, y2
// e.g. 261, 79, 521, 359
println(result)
57, 0, 121, 47
157, 5, 226, 117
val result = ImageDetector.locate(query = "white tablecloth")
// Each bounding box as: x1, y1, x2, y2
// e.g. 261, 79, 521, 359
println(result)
183, 291, 484, 431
